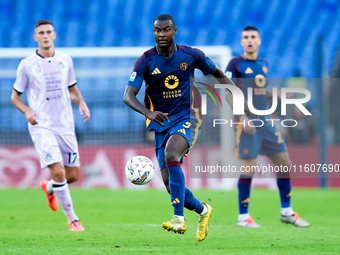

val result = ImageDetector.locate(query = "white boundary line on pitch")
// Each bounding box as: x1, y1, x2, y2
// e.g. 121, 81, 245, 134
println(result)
116, 224, 327, 229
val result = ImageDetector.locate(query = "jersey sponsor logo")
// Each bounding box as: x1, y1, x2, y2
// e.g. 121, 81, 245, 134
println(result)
245, 67, 253, 74
163, 90, 182, 98
255, 74, 266, 87
151, 68, 161, 75
129, 71, 137, 82
45, 70, 62, 100
177, 128, 186, 135
226, 71, 232, 78
164, 75, 179, 89
180, 62, 188, 71
254, 88, 267, 95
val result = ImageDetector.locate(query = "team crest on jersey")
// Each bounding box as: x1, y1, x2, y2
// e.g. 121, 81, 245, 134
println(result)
58, 62, 64, 69
129, 71, 137, 82
180, 62, 188, 71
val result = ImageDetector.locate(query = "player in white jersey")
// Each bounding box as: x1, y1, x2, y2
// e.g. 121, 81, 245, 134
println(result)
11, 19, 90, 231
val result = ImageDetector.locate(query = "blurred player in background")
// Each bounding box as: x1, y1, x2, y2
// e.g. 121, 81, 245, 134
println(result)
225, 26, 309, 228
124, 14, 254, 241
11, 19, 90, 231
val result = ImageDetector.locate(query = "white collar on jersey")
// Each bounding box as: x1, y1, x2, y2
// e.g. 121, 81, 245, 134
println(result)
35, 50, 55, 59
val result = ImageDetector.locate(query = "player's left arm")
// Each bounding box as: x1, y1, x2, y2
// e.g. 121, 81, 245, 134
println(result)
69, 85, 90, 122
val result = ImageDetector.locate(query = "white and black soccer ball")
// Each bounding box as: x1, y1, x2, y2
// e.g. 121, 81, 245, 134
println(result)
125, 156, 155, 185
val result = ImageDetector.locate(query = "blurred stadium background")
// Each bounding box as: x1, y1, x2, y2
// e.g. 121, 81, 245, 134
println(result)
0, 0, 339, 189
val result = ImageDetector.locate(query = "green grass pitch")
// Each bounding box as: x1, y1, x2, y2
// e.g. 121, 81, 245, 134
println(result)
0, 188, 339, 254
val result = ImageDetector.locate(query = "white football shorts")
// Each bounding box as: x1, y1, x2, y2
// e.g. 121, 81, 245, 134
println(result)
30, 129, 80, 169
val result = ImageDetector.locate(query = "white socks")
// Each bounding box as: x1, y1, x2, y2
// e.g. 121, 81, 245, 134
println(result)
237, 208, 294, 221
175, 215, 185, 222
52, 180, 79, 223
237, 208, 293, 222
281, 207, 294, 216
200, 204, 208, 215
238, 213, 250, 221
46, 179, 54, 194
175, 204, 208, 222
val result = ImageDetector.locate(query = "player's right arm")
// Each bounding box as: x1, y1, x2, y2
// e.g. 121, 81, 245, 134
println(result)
11, 90, 39, 125
124, 53, 169, 126
11, 59, 39, 125
123, 85, 168, 126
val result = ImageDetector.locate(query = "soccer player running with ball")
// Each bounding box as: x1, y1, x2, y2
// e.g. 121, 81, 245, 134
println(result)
225, 26, 309, 228
124, 14, 253, 241
11, 19, 90, 231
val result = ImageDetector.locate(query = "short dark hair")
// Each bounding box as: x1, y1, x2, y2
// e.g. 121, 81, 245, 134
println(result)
242, 26, 259, 33
34, 19, 53, 29
154, 14, 175, 27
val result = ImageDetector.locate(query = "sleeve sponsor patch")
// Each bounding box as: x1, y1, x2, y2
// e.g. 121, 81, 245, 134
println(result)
129, 71, 137, 82
226, 71, 232, 78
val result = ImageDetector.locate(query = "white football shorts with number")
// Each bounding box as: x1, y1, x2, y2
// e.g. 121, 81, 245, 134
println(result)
31, 129, 80, 169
